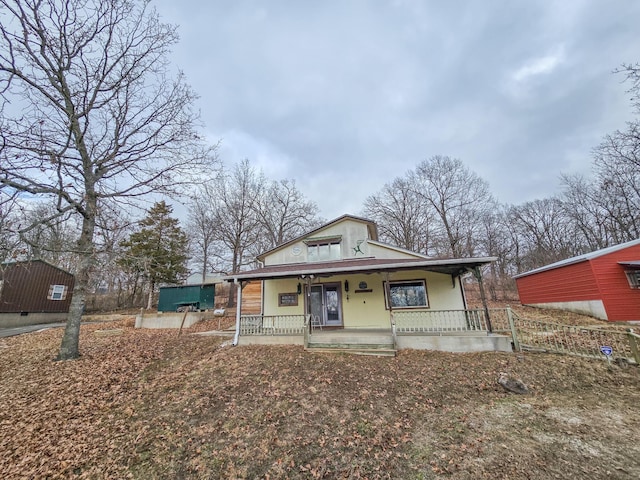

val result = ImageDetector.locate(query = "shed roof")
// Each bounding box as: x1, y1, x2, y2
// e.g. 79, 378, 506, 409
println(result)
513, 238, 640, 279
224, 256, 496, 282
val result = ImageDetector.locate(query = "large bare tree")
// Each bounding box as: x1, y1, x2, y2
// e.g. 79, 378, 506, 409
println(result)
362, 176, 433, 255
412, 155, 494, 257
209, 160, 264, 307
254, 178, 322, 252
0, 0, 216, 359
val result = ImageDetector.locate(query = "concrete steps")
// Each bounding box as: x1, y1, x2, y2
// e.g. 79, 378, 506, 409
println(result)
306, 329, 396, 357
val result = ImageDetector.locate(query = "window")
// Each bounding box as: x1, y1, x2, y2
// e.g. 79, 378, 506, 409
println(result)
278, 292, 298, 307
307, 240, 341, 262
626, 271, 640, 289
384, 280, 428, 309
49, 284, 67, 301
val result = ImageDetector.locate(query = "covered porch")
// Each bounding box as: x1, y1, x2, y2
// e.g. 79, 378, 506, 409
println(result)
234, 308, 513, 354
225, 256, 512, 354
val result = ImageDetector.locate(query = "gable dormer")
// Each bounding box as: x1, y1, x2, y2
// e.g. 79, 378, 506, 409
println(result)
258, 215, 378, 266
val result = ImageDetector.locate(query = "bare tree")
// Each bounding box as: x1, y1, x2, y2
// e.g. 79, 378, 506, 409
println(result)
412, 156, 494, 257
254, 179, 322, 252
19, 203, 79, 270
506, 198, 579, 273
362, 177, 433, 255
0, 0, 217, 359
616, 62, 640, 114
209, 160, 265, 307
591, 126, 640, 240
0, 192, 22, 262
560, 173, 619, 250
187, 183, 223, 281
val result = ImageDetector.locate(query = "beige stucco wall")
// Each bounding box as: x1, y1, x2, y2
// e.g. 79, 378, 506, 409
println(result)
263, 278, 305, 316
263, 219, 371, 266
366, 242, 422, 260
261, 271, 466, 329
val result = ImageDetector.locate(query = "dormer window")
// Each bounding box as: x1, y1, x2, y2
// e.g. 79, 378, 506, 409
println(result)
305, 236, 342, 262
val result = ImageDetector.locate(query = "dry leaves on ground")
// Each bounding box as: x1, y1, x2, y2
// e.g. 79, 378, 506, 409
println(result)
1, 318, 639, 479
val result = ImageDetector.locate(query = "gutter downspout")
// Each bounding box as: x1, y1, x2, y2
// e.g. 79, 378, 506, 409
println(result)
232, 279, 243, 346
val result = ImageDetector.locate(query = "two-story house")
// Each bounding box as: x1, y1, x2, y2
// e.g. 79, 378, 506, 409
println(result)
225, 215, 511, 354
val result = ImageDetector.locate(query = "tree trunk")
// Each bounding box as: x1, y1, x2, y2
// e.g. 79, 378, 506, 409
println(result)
227, 250, 239, 308
146, 279, 155, 310
227, 282, 236, 307
56, 201, 96, 361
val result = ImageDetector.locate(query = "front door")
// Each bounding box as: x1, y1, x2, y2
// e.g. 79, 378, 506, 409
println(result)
308, 283, 343, 327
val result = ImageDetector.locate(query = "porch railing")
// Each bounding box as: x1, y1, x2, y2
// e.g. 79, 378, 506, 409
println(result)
393, 309, 490, 333
239, 314, 305, 335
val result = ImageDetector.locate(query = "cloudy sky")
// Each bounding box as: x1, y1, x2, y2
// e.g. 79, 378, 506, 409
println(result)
153, 0, 639, 220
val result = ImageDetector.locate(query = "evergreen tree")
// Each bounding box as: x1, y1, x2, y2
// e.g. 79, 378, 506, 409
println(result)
120, 202, 189, 309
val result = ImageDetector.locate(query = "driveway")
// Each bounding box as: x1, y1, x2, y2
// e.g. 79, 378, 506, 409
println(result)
0, 323, 67, 338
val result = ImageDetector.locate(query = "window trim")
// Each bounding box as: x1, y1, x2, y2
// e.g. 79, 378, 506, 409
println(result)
278, 292, 299, 307
625, 270, 640, 289
49, 284, 67, 301
307, 239, 342, 262
383, 279, 429, 310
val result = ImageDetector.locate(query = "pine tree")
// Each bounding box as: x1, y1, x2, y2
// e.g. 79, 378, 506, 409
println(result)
120, 202, 189, 309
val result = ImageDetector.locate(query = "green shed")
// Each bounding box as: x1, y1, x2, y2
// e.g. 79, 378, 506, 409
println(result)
157, 284, 215, 312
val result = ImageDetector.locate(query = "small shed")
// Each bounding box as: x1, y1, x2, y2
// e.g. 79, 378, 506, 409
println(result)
157, 284, 215, 312
0, 260, 75, 327
514, 239, 640, 321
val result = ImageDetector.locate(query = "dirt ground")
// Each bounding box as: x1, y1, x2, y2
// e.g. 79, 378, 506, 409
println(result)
1, 315, 639, 479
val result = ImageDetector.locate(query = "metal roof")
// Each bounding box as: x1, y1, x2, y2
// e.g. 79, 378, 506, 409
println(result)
513, 238, 640, 279
224, 256, 496, 282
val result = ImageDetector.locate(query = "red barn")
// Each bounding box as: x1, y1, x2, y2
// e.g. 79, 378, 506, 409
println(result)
514, 239, 640, 322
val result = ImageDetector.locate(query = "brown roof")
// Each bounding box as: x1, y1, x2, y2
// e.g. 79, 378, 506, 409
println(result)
224, 256, 496, 281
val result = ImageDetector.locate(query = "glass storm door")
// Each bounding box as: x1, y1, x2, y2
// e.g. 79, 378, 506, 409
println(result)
309, 284, 343, 327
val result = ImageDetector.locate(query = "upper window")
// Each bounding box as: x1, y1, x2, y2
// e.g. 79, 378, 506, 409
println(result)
385, 280, 429, 309
307, 241, 341, 262
626, 271, 640, 289
49, 284, 68, 301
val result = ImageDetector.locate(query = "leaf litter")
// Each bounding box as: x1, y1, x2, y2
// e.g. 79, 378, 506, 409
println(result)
1, 317, 639, 479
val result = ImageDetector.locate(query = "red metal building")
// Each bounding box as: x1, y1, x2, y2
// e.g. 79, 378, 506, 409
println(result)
514, 240, 640, 321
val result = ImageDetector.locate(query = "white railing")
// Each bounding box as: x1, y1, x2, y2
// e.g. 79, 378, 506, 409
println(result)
394, 309, 489, 333
239, 315, 305, 335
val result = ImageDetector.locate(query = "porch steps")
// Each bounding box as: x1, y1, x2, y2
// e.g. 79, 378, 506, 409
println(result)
305, 329, 396, 357
305, 346, 397, 357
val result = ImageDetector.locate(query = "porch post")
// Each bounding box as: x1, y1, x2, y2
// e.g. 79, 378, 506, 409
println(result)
473, 266, 493, 333
232, 279, 243, 346
384, 272, 397, 349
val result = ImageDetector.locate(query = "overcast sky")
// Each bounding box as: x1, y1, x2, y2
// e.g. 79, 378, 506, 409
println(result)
153, 0, 640, 220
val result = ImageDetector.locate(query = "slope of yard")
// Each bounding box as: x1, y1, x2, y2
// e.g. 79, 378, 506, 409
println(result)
1, 319, 639, 479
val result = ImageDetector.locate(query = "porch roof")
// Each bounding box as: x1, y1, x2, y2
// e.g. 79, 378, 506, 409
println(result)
224, 256, 496, 282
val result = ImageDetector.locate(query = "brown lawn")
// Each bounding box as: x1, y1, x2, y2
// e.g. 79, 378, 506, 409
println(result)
1, 316, 639, 479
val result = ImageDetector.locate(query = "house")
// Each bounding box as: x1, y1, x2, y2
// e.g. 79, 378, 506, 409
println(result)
514, 239, 640, 321
224, 215, 511, 354
0, 260, 75, 328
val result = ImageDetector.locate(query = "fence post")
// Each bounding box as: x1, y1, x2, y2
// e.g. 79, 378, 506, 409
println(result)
628, 329, 640, 365
507, 307, 521, 352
